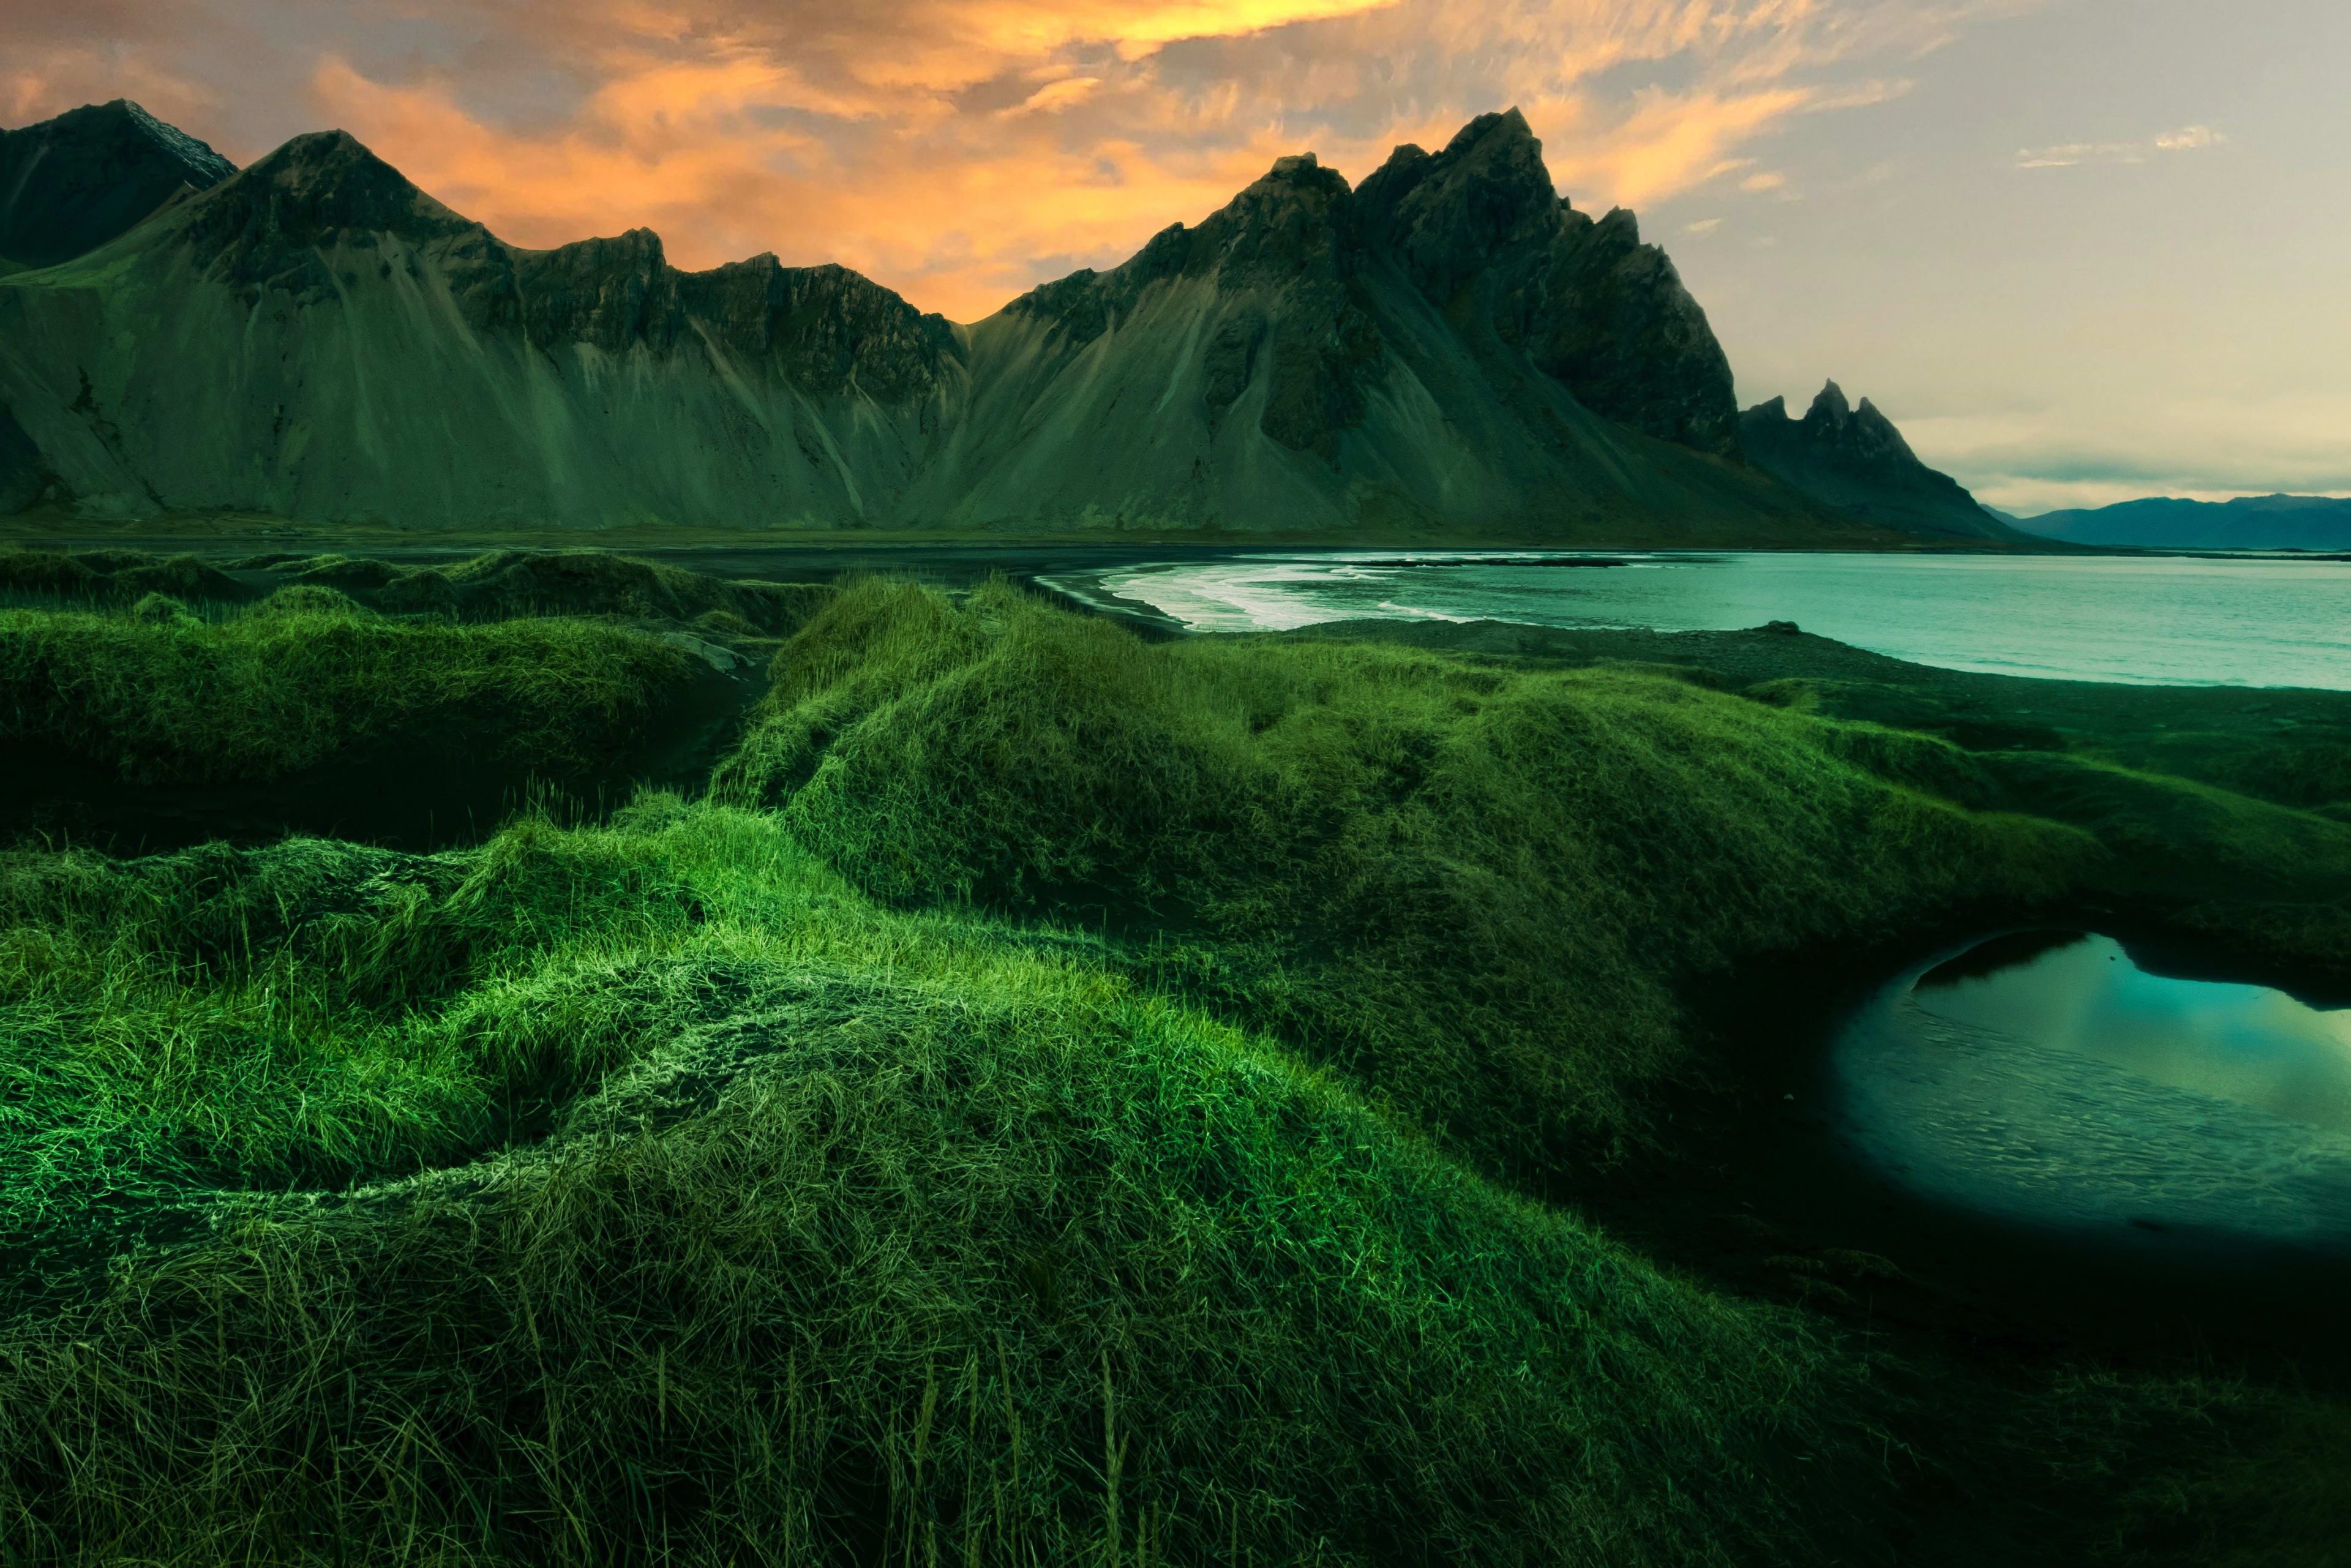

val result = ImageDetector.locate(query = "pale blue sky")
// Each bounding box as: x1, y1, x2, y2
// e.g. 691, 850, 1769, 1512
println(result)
1649, 0, 2351, 511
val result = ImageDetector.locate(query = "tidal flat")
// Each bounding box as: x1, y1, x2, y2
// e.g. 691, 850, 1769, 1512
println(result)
1, 544, 2346, 1566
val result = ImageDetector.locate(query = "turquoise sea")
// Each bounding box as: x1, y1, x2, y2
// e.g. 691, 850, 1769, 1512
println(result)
1074, 552, 2351, 689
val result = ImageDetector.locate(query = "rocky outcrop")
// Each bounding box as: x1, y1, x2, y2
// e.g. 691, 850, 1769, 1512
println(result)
1739, 382, 2023, 541
670, 258, 959, 405
0, 100, 235, 268
1357, 112, 1738, 454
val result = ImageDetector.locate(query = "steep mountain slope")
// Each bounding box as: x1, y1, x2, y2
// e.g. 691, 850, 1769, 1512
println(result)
0, 101, 1900, 542
2014, 494, 2351, 550
1739, 382, 2025, 541
0, 100, 234, 270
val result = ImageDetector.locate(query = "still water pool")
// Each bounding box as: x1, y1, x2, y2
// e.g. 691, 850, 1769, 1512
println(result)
1834, 933, 2351, 1252
1078, 551, 2351, 688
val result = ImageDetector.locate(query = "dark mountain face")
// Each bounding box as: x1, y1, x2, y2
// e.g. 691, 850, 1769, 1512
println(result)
0, 100, 236, 268
177, 130, 506, 315
1003, 152, 1385, 460
1739, 381, 2022, 541
1358, 112, 1739, 454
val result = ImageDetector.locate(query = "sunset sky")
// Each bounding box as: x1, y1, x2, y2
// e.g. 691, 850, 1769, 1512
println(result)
9, 0, 2344, 512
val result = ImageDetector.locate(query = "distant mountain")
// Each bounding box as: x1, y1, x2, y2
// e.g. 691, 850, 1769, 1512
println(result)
0, 100, 1924, 542
0, 99, 235, 269
1738, 382, 2026, 542
2012, 495, 2351, 550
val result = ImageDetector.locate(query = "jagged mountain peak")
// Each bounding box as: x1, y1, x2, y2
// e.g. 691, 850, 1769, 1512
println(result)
221, 129, 474, 236
1000, 107, 1739, 456
1359, 105, 1559, 301
1004, 144, 1360, 346
0, 98, 239, 266
1742, 382, 2012, 539
1792, 380, 1920, 464
167, 127, 499, 315
113, 100, 236, 188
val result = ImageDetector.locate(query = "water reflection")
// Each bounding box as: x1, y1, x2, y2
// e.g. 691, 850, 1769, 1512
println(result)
1913, 933, 2351, 1134
1834, 932, 2351, 1251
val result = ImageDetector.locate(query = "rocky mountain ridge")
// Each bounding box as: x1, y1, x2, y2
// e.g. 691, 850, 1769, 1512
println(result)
1739, 381, 2024, 541
0, 100, 1922, 542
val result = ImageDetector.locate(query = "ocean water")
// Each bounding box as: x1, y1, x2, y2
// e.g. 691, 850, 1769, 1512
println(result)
1081, 551, 2351, 688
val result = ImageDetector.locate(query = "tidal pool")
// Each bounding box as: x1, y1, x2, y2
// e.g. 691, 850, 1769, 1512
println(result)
1833, 932, 2351, 1255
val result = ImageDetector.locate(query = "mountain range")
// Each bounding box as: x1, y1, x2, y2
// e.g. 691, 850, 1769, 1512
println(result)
0, 98, 2023, 544
2006, 494, 2351, 551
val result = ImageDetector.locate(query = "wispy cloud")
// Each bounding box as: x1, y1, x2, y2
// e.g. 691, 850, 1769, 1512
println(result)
2152, 123, 2221, 151
999, 76, 1105, 118
2015, 123, 2226, 169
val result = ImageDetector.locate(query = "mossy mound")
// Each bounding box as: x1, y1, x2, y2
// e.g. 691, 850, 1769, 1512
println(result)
250, 582, 373, 618
1745, 672, 2351, 831
261, 548, 834, 633
716, 579, 2088, 1174
0, 592, 697, 785
0, 547, 255, 606
127, 591, 198, 625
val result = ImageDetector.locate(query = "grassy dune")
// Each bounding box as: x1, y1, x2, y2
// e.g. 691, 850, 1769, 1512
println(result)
0, 803, 1928, 1566
0, 590, 696, 784
0, 573, 2345, 1563
718, 579, 2087, 1174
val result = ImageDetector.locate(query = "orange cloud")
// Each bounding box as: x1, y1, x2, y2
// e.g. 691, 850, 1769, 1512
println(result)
942, 0, 1404, 54
1540, 84, 1817, 208
314, 54, 1296, 321
7, 0, 2023, 321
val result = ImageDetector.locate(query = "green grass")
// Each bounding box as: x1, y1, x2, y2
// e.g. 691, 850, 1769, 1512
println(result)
1, 574, 2346, 1564
258, 547, 833, 632
0, 590, 696, 784
716, 578, 2090, 1175
0, 546, 252, 607
0, 801, 1934, 1567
